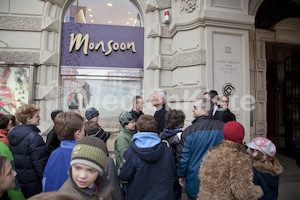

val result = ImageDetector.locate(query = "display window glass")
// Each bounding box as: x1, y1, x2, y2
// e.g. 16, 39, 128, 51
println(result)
0, 66, 31, 115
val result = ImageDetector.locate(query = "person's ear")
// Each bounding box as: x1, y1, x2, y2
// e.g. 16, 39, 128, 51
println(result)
26, 117, 31, 124
74, 130, 81, 140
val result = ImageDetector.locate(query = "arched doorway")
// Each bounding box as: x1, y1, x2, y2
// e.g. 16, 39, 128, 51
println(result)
250, 0, 300, 156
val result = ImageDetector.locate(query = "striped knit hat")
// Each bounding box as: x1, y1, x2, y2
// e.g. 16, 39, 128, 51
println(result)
71, 137, 107, 172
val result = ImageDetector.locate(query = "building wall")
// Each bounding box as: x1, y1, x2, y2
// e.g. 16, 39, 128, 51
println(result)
0, 0, 270, 142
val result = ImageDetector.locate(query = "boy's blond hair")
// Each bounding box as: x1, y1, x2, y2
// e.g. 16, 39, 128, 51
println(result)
54, 112, 84, 140
15, 104, 40, 124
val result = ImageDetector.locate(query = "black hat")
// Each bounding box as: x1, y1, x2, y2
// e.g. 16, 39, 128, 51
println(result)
51, 109, 63, 121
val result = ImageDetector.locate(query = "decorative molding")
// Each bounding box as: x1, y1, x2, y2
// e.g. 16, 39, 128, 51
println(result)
180, 0, 197, 14
0, 51, 40, 63
41, 50, 58, 65
147, 23, 161, 37
165, 87, 206, 102
144, 0, 157, 13
41, 0, 64, 7
161, 25, 172, 38
0, 16, 41, 31
255, 122, 267, 137
256, 90, 267, 102
161, 49, 206, 69
42, 16, 59, 32
256, 59, 266, 71
156, 0, 171, 9
146, 56, 161, 69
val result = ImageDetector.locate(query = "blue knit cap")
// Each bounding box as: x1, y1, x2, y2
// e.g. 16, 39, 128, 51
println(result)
85, 107, 99, 121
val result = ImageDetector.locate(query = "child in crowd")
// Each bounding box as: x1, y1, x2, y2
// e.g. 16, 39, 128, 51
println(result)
0, 140, 25, 200
114, 111, 136, 172
85, 121, 123, 200
119, 115, 175, 200
6, 114, 18, 132
159, 109, 185, 200
43, 112, 85, 192
8, 104, 48, 198
0, 156, 17, 200
46, 109, 63, 154
28, 192, 80, 200
198, 121, 263, 200
85, 107, 100, 123
0, 114, 9, 147
59, 137, 113, 200
246, 137, 283, 200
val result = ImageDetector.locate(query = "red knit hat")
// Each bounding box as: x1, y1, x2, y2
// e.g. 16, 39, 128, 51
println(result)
223, 121, 245, 143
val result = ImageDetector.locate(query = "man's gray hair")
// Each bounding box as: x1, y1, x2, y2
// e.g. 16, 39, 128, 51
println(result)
155, 88, 167, 103
197, 97, 213, 116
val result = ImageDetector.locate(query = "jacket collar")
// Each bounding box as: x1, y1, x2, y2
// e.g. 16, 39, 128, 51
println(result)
253, 157, 283, 176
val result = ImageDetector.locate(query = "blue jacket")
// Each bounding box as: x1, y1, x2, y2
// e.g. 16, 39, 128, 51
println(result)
176, 116, 224, 198
8, 124, 49, 198
43, 140, 77, 192
119, 132, 175, 200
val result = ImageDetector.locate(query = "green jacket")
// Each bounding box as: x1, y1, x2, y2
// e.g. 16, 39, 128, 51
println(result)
114, 126, 135, 172
59, 170, 113, 200
0, 141, 25, 200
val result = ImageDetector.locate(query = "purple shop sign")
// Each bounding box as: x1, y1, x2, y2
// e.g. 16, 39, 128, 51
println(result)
61, 23, 144, 68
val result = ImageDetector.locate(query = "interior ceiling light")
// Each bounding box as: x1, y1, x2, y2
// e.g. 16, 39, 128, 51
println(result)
89, 15, 93, 17
107, 3, 113, 6
128, 12, 131, 14
91, 20, 94, 22
108, 21, 112, 23
127, 22, 129, 24
88, 8, 91, 11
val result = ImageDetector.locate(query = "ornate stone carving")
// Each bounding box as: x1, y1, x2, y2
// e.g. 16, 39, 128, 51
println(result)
144, 0, 157, 13
0, 16, 41, 31
180, 0, 197, 14
162, 49, 206, 69
156, 0, 171, 9
0, 51, 40, 63
165, 87, 205, 102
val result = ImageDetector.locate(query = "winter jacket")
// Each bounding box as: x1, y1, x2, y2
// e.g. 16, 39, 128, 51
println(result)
102, 157, 124, 200
59, 169, 113, 200
198, 140, 262, 200
154, 104, 170, 134
0, 129, 9, 147
43, 140, 77, 192
159, 128, 182, 159
8, 124, 49, 198
214, 108, 236, 123
252, 157, 283, 200
119, 132, 175, 200
45, 127, 60, 154
114, 126, 135, 171
0, 141, 25, 200
176, 116, 224, 199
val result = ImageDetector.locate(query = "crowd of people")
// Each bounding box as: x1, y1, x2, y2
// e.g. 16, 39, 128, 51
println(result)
0, 88, 291, 200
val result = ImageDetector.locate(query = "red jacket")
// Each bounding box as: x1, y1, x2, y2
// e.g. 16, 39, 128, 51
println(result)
0, 129, 9, 147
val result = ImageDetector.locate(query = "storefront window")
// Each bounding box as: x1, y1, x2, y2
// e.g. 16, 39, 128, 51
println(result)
64, 0, 143, 27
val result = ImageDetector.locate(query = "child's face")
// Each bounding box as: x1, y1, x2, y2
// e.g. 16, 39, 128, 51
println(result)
72, 164, 99, 189
249, 149, 260, 159
27, 111, 40, 125
0, 159, 17, 191
124, 119, 135, 131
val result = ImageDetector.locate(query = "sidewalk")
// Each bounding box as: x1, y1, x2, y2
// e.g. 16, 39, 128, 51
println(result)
182, 153, 300, 200
277, 153, 300, 200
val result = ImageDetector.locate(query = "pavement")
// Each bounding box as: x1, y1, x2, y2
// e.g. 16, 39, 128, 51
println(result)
182, 153, 300, 200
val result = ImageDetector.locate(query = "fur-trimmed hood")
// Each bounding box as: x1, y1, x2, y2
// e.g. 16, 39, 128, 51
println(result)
253, 157, 283, 177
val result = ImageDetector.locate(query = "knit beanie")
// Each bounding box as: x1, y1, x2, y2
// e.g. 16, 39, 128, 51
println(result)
51, 109, 63, 121
71, 137, 107, 172
119, 111, 133, 127
223, 121, 245, 143
245, 137, 276, 157
85, 107, 99, 121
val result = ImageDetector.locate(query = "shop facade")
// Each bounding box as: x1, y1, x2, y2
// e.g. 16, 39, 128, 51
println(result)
1, 0, 300, 153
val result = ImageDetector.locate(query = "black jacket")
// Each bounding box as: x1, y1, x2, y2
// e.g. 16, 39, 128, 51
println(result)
8, 124, 49, 198
46, 127, 60, 154
214, 108, 236, 123
154, 104, 169, 134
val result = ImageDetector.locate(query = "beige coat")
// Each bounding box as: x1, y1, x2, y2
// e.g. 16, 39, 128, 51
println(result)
197, 140, 262, 200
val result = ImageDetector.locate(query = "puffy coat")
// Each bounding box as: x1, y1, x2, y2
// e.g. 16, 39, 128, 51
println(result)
8, 124, 49, 198
176, 116, 224, 199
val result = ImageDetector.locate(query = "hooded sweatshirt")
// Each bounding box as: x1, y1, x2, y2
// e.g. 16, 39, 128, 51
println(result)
119, 132, 175, 200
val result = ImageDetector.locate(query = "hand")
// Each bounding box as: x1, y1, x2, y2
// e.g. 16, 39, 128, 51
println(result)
178, 177, 186, 187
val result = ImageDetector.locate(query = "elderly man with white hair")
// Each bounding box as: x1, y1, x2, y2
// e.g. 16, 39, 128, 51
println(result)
151, 88, 169, 134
